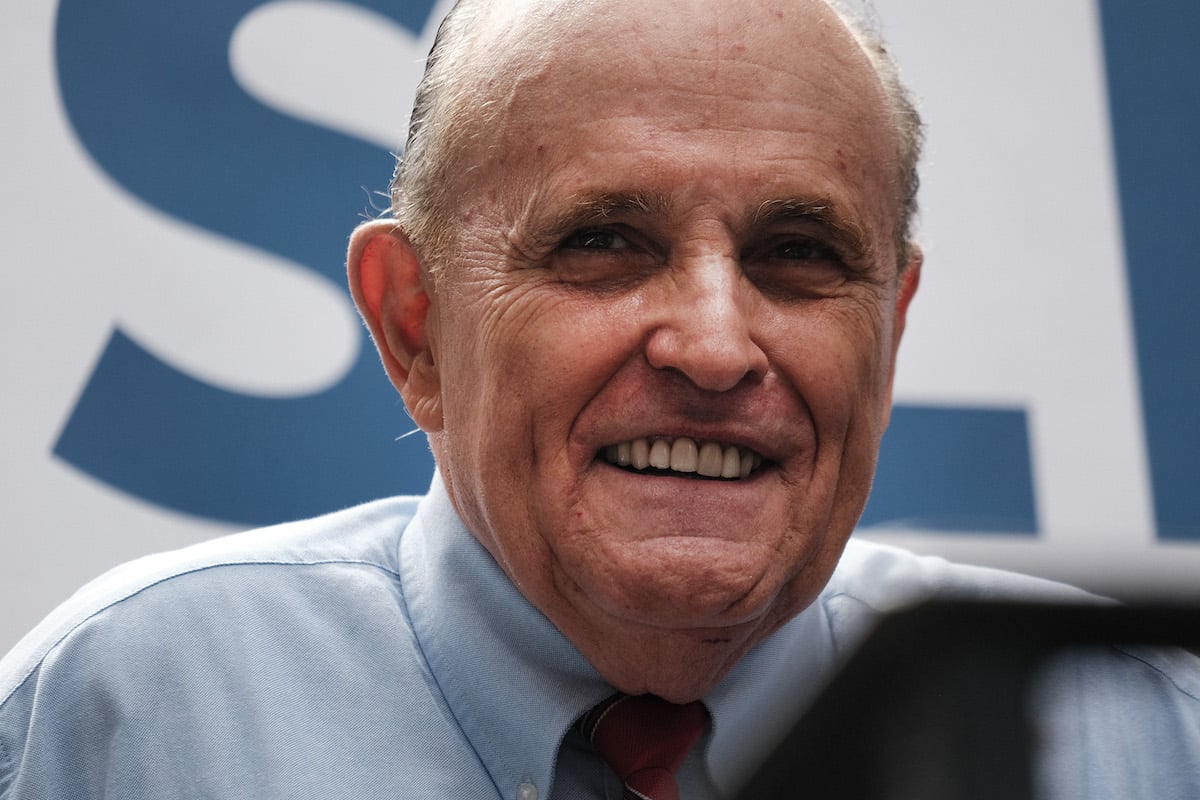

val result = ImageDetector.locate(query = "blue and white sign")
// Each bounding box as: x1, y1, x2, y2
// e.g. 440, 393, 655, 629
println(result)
3, 0, 1197, 653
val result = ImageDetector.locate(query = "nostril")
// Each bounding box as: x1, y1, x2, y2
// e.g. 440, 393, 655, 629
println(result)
645, 332, 766, 393
639, 262, 769, 391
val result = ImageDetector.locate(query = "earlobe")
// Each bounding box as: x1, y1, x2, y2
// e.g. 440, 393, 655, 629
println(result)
347, 220, 443, 432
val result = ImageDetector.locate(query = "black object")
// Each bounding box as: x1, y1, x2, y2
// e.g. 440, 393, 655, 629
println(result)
733, 601, 1200, 800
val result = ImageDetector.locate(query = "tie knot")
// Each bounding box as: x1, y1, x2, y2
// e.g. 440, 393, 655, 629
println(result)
580, 694, 709, 800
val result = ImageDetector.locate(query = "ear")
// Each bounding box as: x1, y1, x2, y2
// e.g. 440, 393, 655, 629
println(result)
892, 244, 922, 351
347, 220, 443, 432
881, 244, 923, 426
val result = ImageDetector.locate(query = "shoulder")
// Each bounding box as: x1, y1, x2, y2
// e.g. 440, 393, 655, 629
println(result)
829, 536, 1097, 609
0, 495, 423, 704
818, 537, 1100, 651
1033, 641, 1200, 795
817, 541, 1200, 794
0, 493, 509, 798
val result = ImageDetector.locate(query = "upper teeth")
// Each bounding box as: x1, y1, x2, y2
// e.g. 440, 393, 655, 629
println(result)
602, 437, 763, 479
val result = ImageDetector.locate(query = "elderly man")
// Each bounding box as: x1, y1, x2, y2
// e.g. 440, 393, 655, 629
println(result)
349, 0, 925, 706
2, 0, 1197, 798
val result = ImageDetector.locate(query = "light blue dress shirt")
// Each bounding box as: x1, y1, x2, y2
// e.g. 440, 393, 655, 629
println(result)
1, 475, 1197, 799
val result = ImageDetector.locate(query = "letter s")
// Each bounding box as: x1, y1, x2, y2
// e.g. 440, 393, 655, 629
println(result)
53, 0, 439, 524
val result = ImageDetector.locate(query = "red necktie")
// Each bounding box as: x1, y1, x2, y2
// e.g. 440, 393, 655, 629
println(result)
579, 694, 710, 800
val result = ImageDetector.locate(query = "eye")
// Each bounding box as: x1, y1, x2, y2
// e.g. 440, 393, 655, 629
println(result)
551, 225, 659, 291
562, 228, 631, 251
745, 236, 855, 301
773, 238, 839, 262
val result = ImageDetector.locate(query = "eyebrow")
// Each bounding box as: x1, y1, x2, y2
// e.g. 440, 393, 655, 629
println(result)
752, 197, 874, 260
559, 191, 673, 228
517, 190, 675, 255
521, 191, 875, 263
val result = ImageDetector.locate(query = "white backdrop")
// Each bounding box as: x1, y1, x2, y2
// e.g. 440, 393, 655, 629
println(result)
4, 0, 1198, 655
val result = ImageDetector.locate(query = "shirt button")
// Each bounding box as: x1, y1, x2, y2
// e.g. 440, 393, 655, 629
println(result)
516, 782, 538, 800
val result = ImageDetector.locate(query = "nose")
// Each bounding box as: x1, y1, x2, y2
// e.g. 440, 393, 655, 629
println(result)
644, 255, 769, 392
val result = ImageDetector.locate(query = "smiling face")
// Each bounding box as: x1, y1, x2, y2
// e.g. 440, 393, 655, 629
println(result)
352, 0, 920, 701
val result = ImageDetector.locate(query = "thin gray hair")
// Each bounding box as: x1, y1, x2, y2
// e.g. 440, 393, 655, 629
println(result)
823, 0, 925, 265
391, 0, 924, 271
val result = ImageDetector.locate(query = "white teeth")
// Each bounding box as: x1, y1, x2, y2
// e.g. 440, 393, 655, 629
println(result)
631, 439, 651, 469
670, 438, 698, 473
697, 442, 723, 477
601, 436, 764, 479
721, 445, 742, 479
649, 439, 671, 469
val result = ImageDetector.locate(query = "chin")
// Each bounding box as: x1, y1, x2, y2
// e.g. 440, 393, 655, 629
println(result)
570, 588, 802, 702
595, 627, 760, 703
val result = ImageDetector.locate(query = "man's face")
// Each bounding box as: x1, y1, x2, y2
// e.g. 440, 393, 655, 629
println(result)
405, 0, 918, 699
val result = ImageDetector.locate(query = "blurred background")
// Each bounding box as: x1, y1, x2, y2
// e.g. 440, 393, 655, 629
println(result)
3, 0, 1198, 654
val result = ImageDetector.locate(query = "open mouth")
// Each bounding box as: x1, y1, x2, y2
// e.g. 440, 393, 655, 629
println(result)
600, 436, 765, 480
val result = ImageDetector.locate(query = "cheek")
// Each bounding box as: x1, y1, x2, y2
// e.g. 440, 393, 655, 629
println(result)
437, 285, 637, 474
493, 292, 646, 399
777, 299, 894, 418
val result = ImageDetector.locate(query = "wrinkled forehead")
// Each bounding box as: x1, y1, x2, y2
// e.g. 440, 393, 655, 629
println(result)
452, 0, 894, 154
407, 0, 907, 273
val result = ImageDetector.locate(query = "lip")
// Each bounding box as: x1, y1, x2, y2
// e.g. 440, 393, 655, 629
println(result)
595, 454, 773, 483
584, 447, 782, 533
569, 375, 812, 479
569, 411, 807, 547
573, 415, 802, 485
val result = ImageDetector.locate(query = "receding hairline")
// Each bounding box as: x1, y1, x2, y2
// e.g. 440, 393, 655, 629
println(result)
391, 0, 923, 273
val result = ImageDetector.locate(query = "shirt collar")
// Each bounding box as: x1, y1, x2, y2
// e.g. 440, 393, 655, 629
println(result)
704, 600, 836, 794
401, 474, 840, 799
400, 474, 613, 798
